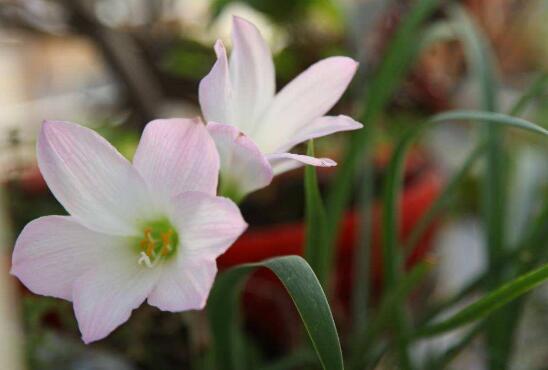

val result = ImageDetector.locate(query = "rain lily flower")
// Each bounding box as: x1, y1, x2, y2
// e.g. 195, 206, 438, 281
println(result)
11, 118, 247, 343
199, 16, 363, 200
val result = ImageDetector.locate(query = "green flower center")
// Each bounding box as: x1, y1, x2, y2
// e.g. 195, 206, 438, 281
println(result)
136, 219, 179, 268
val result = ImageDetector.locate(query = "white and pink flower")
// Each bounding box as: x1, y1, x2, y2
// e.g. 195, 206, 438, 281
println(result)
199, 16, 363, 200
11, 118, 247, 343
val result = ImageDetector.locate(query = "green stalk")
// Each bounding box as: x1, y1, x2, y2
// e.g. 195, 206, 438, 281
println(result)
304, 140, 330, 288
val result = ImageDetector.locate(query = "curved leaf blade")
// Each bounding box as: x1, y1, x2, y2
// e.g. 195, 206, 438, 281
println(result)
416, 263, 548, 337
208, 256, 343, 370
430, 110, 548, 136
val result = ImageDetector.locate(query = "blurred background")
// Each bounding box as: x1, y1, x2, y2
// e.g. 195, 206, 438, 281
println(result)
1, 0, 547, 369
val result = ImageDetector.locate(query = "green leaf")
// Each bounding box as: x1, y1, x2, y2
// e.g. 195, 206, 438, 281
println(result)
374, 107, 548, 276
380, 127, 425, 370
509, 72, 548, 116
408, 73, 548, 256
208, 256, 343, 370
382, 126, 424, 288
384, 110, 547, 263
515, 199, 548, 270
430, 110, 548, 136
416, 72, 548, 330
449, 7, 507, 366
450, 5, 498, 111
415, 263, 548, 337
425, 321, 485, 369
304, 140, 331, 288
351, 152, 375, 344
418, 200, 548, 329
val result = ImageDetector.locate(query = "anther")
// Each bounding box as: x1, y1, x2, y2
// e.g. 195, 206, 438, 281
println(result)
145, 242, 155, 257
160, 229, 173, 256
161, 229, 173, 245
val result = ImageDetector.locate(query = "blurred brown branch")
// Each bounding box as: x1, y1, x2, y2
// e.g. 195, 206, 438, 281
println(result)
58, 0, 163, 128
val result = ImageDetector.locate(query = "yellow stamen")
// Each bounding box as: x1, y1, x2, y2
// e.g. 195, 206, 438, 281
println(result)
160, 229, 174, 256
140, 239, 148, 250
137, 222, 177, 267
161, 229, 173, 245
145, 242, 155, 257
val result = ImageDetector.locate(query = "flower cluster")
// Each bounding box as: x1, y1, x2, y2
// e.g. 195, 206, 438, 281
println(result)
11, 17, 362, 343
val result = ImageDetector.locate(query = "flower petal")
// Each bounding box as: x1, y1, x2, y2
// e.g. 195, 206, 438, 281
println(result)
267, 153, 337, 176
147, 257, 217, 312
169, 191, 247, 259
133, 118, 220, 205
11, 216, 125, 301
72, 251, 161, 344
229, 16, 275, 134
37, 121, 153, 236
199, 40, 233, 125
254, 57, 358, 153
275, 115, 363, 153
207, 122, 273, 198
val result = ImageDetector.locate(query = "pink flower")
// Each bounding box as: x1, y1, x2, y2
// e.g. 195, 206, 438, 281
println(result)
11, 118, 247, 343
199, 16, 363, 200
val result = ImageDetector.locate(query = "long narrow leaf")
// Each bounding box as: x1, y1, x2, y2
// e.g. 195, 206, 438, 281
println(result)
509, 72, 548, 116
393, 110, 546, 262
418, 273, 485, 327
415, 73, 548, 327
418, 203, 548, 329
382, 126, 424, 287
416, 263, 548, 337
380, 127, 425, 370
445, 10, 537, 357
430, 110, 548, 136
208, 256, 343, 370
450, 10, 506, 365
425, 321, 485, 369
